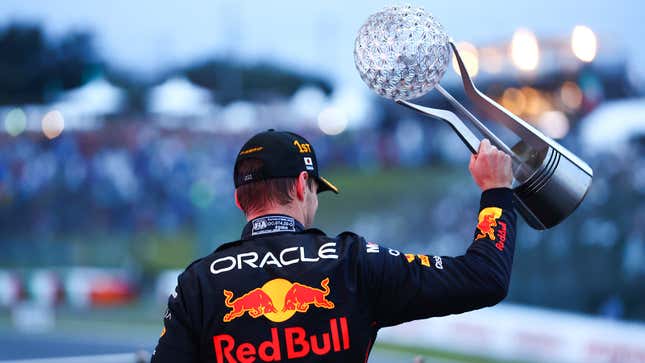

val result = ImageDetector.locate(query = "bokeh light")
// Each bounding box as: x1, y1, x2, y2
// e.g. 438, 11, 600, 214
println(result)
330, 87, 370, 129
479, 47, 504, 74
537, 110, 570, 139
42, 110, 65, 139
317, 106, 348, 135
189, 180, 215, 209
560, 81, 583, 110
579, 72, 604, 103
291, 86, 327, 120
452, 41, 479, 78
571, 25, 597, 63
510, 28, 540, 71
522, 87, 551, 117
4, 108, 27, 137
500, 88, 527, 115
222, 101, 256, 133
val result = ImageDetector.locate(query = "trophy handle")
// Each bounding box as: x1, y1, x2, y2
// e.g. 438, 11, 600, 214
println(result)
449, 41, 593, 176
395, 99, 480, 154
449, 41, 545, 149
434, 84, 523, 165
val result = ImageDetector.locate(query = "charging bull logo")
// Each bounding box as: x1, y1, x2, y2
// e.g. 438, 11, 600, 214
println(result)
223, 278, 334, 323
282, 278, 334, 312
475, 207, 503, 241
223, 289, 278, 322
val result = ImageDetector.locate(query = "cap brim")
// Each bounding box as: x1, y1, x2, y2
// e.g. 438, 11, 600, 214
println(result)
316, 176, 339, 194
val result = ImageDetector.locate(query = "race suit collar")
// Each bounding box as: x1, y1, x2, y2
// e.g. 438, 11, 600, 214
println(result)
241, 214, 305, 239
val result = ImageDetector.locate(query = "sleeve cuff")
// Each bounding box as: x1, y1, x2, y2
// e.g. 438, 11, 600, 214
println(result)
480, 187, 514, 210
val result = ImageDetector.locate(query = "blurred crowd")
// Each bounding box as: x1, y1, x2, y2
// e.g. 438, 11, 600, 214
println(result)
0, 118, 465, 240
0, 125, 243, 238
0, 119, 644, 320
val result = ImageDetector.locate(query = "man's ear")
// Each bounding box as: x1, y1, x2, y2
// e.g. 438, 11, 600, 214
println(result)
295, 171, 308, 201
234, 189, 243, 211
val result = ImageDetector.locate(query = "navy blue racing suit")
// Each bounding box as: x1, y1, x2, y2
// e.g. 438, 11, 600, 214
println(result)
152, 187, 516, 362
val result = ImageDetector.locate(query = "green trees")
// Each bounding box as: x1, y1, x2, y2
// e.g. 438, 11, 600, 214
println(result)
184, 60, 332, 105
0, 23, 101, 105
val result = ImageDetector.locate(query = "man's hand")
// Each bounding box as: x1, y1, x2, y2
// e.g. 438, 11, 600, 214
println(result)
469, 139, 513, 191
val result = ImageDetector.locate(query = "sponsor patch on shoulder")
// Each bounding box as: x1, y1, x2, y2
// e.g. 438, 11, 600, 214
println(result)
433, 256, 443, 269
365, 242, 380, 253
475, 207, 503, 241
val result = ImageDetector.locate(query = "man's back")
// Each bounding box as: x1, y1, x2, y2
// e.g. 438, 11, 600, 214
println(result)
153, 187, 515, 362
151, 131, 516, 362
154, 215, 374, 362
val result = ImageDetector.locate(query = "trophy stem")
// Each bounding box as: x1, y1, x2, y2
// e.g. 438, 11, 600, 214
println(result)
395, 99, 480, 154
435, 85, 521, 163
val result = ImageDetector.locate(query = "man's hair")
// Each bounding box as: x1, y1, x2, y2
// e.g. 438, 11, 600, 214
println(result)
235, 158, 315, 215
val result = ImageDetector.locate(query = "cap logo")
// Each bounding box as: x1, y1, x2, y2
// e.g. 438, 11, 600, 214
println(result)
304, 157, 314, 171
293, 140, 312, 154
240, 146, 263, 156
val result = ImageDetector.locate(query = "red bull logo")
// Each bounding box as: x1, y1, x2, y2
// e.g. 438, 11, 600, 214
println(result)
282, 278, 334, 313
475, 207, 503, 241
223, 289, 278, 322
223, 277, 334, 323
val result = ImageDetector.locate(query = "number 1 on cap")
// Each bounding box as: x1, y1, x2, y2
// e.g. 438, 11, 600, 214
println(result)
293, 140, 312, 153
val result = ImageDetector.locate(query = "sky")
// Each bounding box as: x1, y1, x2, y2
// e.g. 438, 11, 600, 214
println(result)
1, 0, 644, 89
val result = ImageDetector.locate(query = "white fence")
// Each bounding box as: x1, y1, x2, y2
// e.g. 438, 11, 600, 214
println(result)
379, 303, 645, 363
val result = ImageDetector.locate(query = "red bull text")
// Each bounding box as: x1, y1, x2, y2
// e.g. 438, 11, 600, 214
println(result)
213, 317, 350, 363
496, 221, 507, 251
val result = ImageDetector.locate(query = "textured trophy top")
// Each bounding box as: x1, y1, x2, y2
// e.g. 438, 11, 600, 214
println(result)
354, 5, 451, 100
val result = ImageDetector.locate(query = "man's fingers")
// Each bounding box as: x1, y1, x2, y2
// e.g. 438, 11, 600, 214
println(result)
473, 139, 513, 172
470, 139, 514, 190
478, 139, 491, 154
493, 150, 508, 168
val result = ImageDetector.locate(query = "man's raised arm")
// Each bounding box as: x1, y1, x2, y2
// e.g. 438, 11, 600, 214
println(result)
358, 139, 517, 327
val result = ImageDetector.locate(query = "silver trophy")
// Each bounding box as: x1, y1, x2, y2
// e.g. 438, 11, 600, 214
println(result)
354, 5, 593, 230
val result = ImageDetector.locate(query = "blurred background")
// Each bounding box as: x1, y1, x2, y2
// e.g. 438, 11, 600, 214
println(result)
0, 1, 644, 362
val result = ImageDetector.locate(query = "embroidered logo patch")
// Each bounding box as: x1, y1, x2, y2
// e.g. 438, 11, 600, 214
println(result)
475, 207, 503, 241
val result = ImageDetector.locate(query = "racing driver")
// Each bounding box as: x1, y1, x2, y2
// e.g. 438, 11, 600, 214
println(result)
152, 129, 515, 362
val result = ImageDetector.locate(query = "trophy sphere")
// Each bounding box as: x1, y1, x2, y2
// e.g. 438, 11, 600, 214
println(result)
354, 5, 451, 100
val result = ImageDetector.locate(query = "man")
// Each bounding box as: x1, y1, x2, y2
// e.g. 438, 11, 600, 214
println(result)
152, 129, 515, 362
